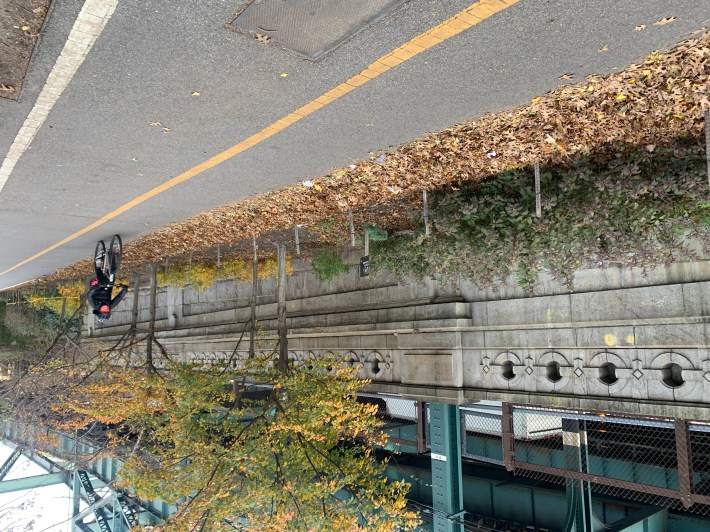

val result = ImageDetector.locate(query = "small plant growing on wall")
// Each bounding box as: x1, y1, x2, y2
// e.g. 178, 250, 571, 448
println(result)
312, 247, 350, 282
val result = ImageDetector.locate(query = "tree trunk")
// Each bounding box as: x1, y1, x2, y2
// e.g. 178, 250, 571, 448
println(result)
276, 245, 288, 374
146, 265, 157, 372
130, 272, 140, 337
249, 237, 258, 358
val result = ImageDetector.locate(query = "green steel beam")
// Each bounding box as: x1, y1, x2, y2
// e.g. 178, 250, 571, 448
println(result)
0, 447, 22, 481
562, 418, 593, 532
1, 441, 65, 476
111, 501, 127, 532
2, 422, 172, 523
73, 468, 82, 531
116, 494, 139, 529
612, 506, 668, 531
72, 496, 117, 529
0, 472, 68, 494
429, 403, 464, 532
561, 419, 612, 532
76, 521, 94, 532
77, 470, 112, 532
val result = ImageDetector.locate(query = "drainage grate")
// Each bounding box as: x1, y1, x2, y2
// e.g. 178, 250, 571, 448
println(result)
230, 0, 407, 60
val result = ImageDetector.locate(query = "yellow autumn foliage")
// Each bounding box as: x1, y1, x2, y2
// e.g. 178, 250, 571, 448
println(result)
26, 281, 85, 316
157, 257, 292, 291
47, 355, 419, 531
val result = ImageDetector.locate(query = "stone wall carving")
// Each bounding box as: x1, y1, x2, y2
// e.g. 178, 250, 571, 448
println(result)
173, 349, 395, 382
476, 347, 707, 403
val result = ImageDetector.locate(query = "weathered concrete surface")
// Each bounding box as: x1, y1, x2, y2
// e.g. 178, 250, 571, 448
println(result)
87, 257, 710, 420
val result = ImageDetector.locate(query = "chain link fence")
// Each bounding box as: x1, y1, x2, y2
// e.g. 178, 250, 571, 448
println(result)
356, 394, 710, 519
690, 422, 710, 498
356, 393, 425, 454
687, 421, 710, 516
460, 403, 505, 466
354, 395, 710, 518
508, 405, 710, 517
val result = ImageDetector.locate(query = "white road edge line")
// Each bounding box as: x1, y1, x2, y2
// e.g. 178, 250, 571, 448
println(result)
0, 0, 118, 193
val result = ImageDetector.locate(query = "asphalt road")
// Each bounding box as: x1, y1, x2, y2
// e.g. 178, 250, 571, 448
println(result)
0, 0, 707, 289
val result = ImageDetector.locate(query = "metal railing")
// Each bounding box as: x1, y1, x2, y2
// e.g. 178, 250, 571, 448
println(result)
501, 405, 710, 516
356, 393, 427, 454
358, 392, 710, 516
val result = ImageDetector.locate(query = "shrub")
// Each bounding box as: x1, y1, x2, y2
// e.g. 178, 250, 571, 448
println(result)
372, 143, 710, 290
1, 302, 60, 349
312, 247, 350, 282
157, 258, 292, 291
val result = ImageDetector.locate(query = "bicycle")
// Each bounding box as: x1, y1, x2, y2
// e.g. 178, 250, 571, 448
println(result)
94, 234, 123, 285
90, 235, 127, 323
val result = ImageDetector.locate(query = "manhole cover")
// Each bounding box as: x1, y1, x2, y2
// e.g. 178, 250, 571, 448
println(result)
230, 0, 407, 60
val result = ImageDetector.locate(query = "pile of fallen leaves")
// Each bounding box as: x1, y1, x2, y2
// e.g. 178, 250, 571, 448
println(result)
41, 32, 710, 284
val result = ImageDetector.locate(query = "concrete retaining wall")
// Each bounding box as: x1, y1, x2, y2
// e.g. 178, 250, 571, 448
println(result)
86, 256, 710, 419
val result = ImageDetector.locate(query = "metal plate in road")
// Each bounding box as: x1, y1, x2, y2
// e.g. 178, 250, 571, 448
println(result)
231, 0, 407, 60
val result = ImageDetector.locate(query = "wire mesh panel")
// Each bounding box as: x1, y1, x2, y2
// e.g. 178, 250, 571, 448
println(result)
460, 402, 505, 465
586, 417, 678, 491
688, 422, 710, 515
509, 405, 710, 516
690, 422, 710, 497
356, 392, 421, 453
509, 406, 564, 471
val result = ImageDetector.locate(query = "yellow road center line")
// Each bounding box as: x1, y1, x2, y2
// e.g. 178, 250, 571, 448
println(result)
0, 0, 519, 282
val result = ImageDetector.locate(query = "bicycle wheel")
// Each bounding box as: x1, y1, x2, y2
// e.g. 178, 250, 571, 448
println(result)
94, 240, 106, 272
108, 234, 122, 277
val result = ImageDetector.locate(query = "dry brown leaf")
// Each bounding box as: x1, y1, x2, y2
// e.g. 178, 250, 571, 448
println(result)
255, 33, 270, 44
559, 73, 575, 80
598, 44, 609, 53
654, 16, 676, 26
35, 32, 710, 285
635, 24, 646, 31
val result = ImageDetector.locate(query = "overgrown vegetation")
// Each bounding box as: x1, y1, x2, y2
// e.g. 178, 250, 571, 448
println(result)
373, 142, 710, 290
38, 33, 710, 284
25, 281, 84, 317
0, 300, 62, 349
311, 247, 350, 282
0, 302, 22, 346
157, 257, 293, 291
9, 345, 418, 530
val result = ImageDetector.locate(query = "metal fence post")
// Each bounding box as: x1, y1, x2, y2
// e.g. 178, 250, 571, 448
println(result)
348, 209, 356, 247
562, 418, 595, 532
501, 402, 514, 472
294, 225, 301, 255
423, 190, 430, 236
534, 162, 541, 218
675, 418, 694, 509
276, 244, 288, 373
